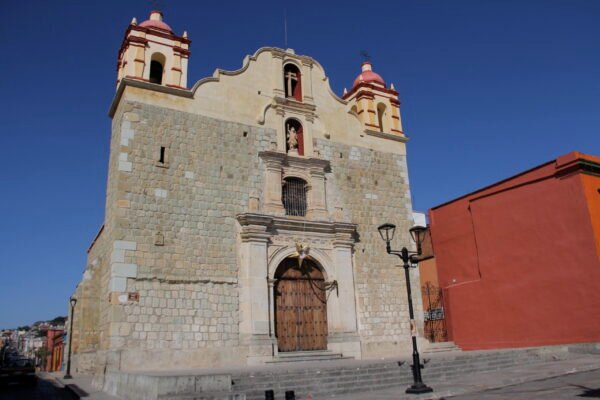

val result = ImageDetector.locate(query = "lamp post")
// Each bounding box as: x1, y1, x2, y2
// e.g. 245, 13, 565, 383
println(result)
377, 223, 433, 394
63, 296, 77, 379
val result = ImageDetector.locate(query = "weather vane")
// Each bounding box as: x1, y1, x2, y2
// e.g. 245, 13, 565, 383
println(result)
360, 50, 371, 62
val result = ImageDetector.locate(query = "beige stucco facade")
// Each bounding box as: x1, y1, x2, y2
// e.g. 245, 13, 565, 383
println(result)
71, 11, 427, 378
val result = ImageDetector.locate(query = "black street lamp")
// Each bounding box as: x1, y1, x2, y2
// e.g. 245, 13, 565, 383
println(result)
377, 223, 433, 395
64, 296, 77, 379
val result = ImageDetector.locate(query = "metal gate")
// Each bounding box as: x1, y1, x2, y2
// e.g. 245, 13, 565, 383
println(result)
282, 178, 307, 217
422, 282, 448, 342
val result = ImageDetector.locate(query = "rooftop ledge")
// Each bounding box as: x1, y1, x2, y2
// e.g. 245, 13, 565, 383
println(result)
364, 129, 409, 143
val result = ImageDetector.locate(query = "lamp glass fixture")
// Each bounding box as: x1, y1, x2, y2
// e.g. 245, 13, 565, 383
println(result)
70, 297, 77, 308
377, 223, 396, 243
409, 225, 427, 248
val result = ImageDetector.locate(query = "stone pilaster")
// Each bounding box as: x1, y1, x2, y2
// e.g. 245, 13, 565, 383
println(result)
332, 231, 358, 333
237, 214, 276, 364
259, 151, 286, 215
307, 167, 327, 220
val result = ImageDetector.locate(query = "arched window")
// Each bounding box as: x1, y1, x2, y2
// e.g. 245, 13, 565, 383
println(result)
282, 177, 307, 217
283, 64, 302, 101
377, 103, 387, 132
149, 53, 165, 84
285, 118, 304, 156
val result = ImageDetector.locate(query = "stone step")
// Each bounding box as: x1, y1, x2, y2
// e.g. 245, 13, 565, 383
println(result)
266, 351, 351, 363
158, 392, 246, 400
424, 341, 461, 353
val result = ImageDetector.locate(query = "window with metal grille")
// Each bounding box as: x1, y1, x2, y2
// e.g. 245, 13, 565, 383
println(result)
282, 177, 307, 216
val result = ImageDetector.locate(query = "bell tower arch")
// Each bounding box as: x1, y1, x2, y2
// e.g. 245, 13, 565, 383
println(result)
116, 11, 191, 89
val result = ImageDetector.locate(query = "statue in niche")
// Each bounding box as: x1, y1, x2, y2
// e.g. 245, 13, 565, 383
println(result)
287, 123, 298, 153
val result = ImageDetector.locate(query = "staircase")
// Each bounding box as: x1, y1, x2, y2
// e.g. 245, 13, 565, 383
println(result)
106, 343, 597, 400
232, 346, 574, 400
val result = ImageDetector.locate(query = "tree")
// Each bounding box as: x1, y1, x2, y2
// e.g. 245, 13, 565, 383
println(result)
50, 316, 66, 325
35, 347, 49, 370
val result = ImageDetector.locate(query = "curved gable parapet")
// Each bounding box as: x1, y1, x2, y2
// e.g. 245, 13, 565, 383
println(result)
188, 76, 220, 92
188, 47, 275, 94
188, 47, 347, 106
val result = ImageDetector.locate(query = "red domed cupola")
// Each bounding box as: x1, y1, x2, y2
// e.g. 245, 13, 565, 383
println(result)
343, 60, 404, 136
352, 61, 385, 89
139, 10, 173, 33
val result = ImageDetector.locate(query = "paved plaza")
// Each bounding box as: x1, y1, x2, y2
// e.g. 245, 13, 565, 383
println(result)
448, 370, 600, 400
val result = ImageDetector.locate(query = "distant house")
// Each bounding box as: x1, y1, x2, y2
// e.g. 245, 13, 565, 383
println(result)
428, 152, 600, 350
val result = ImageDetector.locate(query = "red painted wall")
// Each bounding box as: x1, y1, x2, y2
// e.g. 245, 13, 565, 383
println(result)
45, 329, 64, 371
429, 152, 600, 350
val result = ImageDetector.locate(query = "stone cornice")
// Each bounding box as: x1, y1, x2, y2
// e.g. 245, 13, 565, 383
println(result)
128, 25, 191, 44
286, 155, 330, 172
365, 129, 409, 143
237, 215, 272, 243
272, 96, 317, 120
109, 78, 192, 117
258, 150, 287, 166
258, 151, 331, 172
343, 82, 399, 100
236, 213, 358, 243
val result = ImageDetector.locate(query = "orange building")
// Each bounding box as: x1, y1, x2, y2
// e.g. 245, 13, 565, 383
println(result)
45, 329, 65, 372
428, 152, 600, 350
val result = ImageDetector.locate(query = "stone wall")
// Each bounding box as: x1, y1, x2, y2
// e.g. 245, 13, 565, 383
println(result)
317, 138, 422, 356
101, 101, 275, 369
80, 97, 422, 371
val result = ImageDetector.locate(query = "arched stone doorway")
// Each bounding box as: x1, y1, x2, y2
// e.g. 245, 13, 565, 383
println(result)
274, 257, 328, 352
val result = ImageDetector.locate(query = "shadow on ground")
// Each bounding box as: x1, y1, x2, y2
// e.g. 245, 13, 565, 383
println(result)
575, 385, 600, 398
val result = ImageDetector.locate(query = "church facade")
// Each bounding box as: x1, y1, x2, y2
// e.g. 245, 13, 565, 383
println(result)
72, 10, 424, 374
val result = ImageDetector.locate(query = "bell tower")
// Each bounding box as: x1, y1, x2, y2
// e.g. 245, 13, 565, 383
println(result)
116, 11, 191, 89
343, 61, 404, 136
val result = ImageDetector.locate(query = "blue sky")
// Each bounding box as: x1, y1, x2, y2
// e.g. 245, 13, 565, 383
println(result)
1, 0, 599, 328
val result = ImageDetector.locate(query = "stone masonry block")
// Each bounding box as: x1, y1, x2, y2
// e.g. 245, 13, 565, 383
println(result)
110, 277, 127, 292
111, 249, 125, 263
118, 160, 132, 172
121, 120, 135, 146
154, 188, 168, 198
114, 240, 137, 251
111, 263, 138, 278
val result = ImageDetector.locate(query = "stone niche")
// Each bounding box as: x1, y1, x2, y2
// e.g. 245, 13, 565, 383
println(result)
236, 213, 362, 365
259, 150, 329, 220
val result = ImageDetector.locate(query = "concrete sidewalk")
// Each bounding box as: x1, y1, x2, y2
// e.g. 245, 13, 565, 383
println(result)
335, 355, 600, 400
46, 354, 600, 400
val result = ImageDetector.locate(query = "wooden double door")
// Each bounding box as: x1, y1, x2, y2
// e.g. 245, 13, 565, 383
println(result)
274, 258, 328, 352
